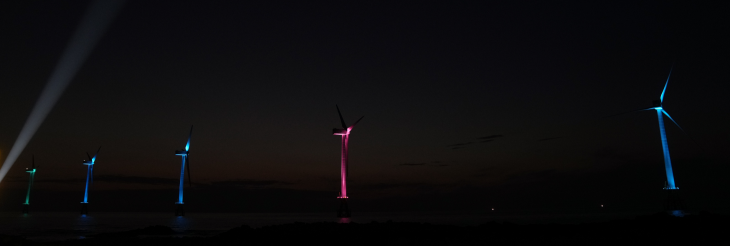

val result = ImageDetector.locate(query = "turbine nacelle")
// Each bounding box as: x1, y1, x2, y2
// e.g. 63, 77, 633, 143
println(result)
333, 128, 348, 135
175, 150, 189, 156
83, 147, 101, 165
25, 168, 36, 173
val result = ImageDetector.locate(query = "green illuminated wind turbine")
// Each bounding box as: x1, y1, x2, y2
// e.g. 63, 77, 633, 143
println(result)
22, 155, 37, 214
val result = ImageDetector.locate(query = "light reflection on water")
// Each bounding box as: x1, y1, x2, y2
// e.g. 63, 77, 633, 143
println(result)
0, 210, 677, 242
170, 216, 191, 234
74, 214, 96, 238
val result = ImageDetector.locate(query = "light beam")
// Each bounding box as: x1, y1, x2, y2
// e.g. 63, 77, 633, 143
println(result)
0, 0, 125, 184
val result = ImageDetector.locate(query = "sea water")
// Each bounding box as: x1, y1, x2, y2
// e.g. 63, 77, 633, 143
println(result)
0, 210, 654, 241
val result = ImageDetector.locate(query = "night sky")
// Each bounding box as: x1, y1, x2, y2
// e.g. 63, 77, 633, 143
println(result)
0, 1, 728, 213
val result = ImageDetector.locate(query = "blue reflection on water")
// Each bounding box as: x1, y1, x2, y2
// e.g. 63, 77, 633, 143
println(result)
170, 216, 191, 234
671, 210, 685, 217
74, 214, 95, 237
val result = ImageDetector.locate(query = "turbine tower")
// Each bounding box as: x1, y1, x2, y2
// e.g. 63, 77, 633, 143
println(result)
642, 68, 685, 210
332, 105, 363, 219
174, 126, 193, 216
81, 147, 101, 215
22, 155, 37, 214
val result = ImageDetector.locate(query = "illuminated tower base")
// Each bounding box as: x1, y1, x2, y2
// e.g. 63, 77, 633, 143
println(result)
665, 189, 684, 211
80, 203, 88, 215
175, 204, 185, 216
22, 204, 29, 214
337, 198, 350, 218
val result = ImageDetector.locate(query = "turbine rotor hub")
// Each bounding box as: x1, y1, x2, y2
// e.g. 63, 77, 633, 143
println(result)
653, 99, 662, 107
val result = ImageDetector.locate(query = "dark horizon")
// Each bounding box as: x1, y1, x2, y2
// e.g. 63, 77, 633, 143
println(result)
1, 0, 728, 214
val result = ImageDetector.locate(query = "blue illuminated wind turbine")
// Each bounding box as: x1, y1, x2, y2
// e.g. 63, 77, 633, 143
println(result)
81, 147, 101, 215
174, 126, 193, 216
643, 69, 684, 190
22, 155, 37, 214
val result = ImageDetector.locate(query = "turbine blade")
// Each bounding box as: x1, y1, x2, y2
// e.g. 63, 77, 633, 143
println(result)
32, 155, 35, 169
336, 105, 347, 129
660, 68, 672, 103
186, 157, 192, 187
86, 152, 92, 161
350, 116, 364, 129
92, 146, 101, 163
186, 125, 193, 151
662, 109, 705, 152
662, 110, 685, 133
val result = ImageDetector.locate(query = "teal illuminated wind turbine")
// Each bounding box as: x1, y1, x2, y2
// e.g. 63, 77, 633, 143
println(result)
22, 155, 37, 214
644, 69, 683, 190
174, 126, 193, 216
80, 147, 101, 215
611, 68, 687, 211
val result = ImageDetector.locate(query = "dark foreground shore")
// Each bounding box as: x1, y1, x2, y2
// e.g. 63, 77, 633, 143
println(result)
2, 211, 728, 246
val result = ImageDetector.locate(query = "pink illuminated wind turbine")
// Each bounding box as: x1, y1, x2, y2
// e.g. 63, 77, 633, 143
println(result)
333, 105, 363, 218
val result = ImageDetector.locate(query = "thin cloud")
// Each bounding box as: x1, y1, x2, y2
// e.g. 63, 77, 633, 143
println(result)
399, 161, 450, 167
34, 178, 86, 184
478, 134, 504, 140
357, 182, 434, 191
505, 169, 559, 183
400, 163, 427, 166
94, 175, 178, 185
448, 134, 504, 149
447, 142, 475, 147
22, 175, 178, 185
210, 179, 294, 187
538, 137, 562, 142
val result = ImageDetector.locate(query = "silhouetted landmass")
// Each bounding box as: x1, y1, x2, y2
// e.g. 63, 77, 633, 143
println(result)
88, 225, 175, 238
2, 211, 728, 245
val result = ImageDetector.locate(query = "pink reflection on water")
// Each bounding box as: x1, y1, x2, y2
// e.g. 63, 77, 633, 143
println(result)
338, 217, 351, 224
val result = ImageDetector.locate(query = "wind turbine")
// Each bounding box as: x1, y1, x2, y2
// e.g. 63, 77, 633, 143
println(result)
332, 105, 363, 219
635, 68, 686, 211
81, 147, 101, 215
645, 69, 684, 190
174, 126, 193, 216
604, 67, 690, 212
22, 155, 37, 214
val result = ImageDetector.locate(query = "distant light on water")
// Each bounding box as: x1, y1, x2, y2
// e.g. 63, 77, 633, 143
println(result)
338, 217, 351, 224
671, 210, 685, 217
0, 0, 125, 184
